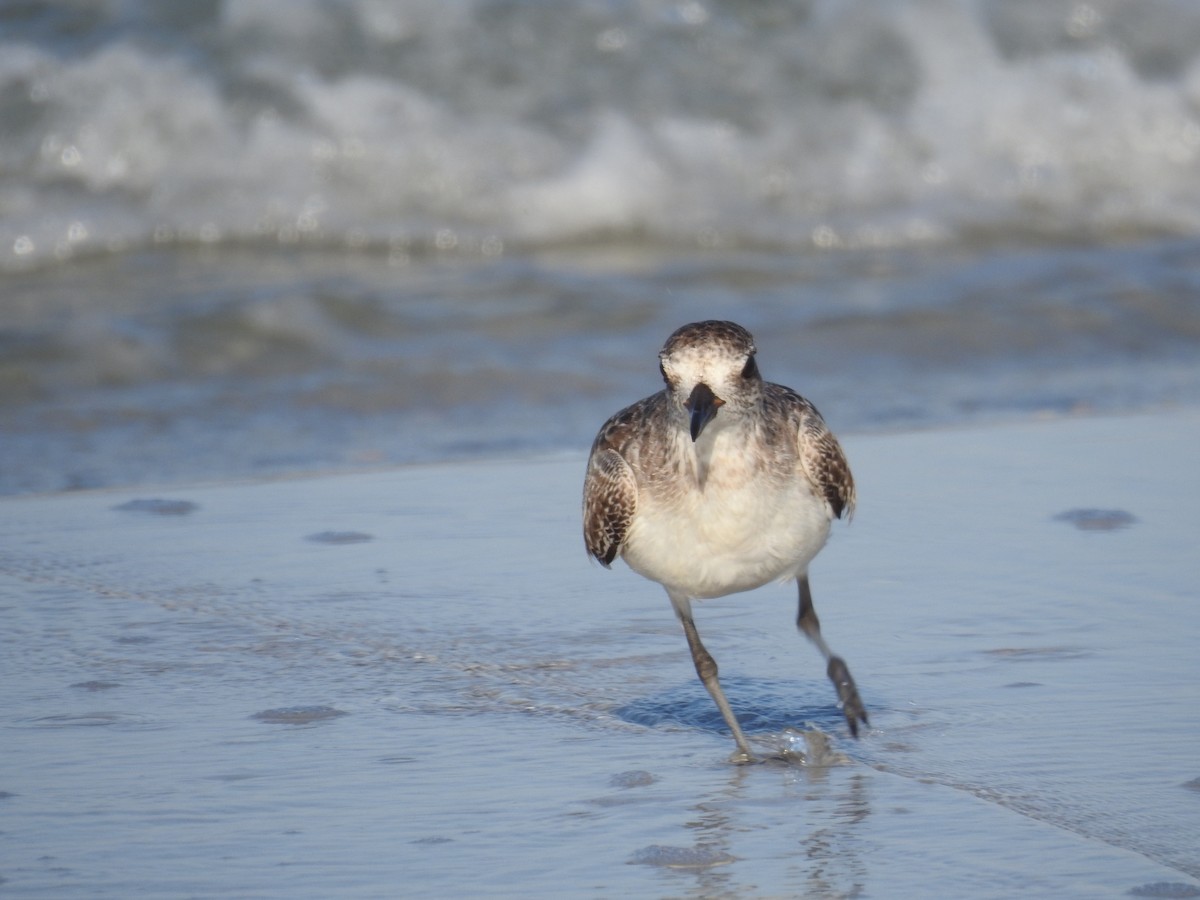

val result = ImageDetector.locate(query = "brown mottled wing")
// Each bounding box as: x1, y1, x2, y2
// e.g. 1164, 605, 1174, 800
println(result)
790, 391, 857, 521
582, 436, 638, 568
807, 428, 856, 520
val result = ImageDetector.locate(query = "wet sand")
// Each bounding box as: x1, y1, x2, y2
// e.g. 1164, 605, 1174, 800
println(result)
2, 410, 1198, 898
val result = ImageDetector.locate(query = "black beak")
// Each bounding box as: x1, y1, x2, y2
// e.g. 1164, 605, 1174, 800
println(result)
686, 383, 724, 441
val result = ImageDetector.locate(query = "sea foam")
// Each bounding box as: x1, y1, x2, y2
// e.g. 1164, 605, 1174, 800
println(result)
4, 0, 1200, 269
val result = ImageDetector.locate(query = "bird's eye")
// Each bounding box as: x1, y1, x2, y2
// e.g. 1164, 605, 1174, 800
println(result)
741, 355, 759, 379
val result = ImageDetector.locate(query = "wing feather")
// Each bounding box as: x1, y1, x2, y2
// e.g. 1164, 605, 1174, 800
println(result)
582, 445, 638, 567
799, 408, 856, 520
766, 384, 856, 521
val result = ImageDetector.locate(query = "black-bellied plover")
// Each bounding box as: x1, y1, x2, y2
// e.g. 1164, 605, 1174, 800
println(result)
583, 320, 866, 761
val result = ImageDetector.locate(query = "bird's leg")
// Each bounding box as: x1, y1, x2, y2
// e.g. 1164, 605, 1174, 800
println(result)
669, 592, 754, 762
797, 575, 868, 737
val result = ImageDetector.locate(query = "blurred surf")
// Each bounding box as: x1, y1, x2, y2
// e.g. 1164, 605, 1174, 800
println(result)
4, 0, 1200, 267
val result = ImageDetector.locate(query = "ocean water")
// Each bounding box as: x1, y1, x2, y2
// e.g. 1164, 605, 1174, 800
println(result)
3, 1, 1200, 494
5, 237, 1200, 494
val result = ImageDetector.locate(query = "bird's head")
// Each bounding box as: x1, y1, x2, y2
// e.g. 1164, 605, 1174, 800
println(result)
658, 320, 762, 441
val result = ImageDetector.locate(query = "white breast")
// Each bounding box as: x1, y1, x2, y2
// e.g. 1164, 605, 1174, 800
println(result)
621, 426, 831, 599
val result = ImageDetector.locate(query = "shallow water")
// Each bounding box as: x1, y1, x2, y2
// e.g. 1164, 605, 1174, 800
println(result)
2, 412, 1198, 897
4, 237, 1200, 495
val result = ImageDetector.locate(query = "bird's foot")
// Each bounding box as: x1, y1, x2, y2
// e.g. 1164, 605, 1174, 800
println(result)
727, 748, 757, 765
827, 656, 869, 738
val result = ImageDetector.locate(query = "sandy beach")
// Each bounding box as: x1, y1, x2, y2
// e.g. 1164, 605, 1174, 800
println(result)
2, 409, 1197, 898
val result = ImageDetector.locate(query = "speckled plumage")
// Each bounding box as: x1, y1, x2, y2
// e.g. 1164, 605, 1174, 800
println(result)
582, 320, 867, 758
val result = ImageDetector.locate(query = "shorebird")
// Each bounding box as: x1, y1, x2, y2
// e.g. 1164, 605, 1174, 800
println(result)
583, 320, 866, 761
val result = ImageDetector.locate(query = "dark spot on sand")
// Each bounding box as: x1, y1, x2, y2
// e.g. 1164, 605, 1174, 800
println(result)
203, 772, 261, 783
26, 712, 156, 729
71, 680, 121, 692
305, 531, 373, 544
251, 705, 348, 725
630, 845, 737, 869
1128, 883, 1200, 898
1054, 508, 1137, 531
610, 770, 657, 789
113, 498, 198, 516
984, 646, 1090, 661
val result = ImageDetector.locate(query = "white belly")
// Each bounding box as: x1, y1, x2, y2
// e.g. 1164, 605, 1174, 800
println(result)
621, 440, 831, 599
